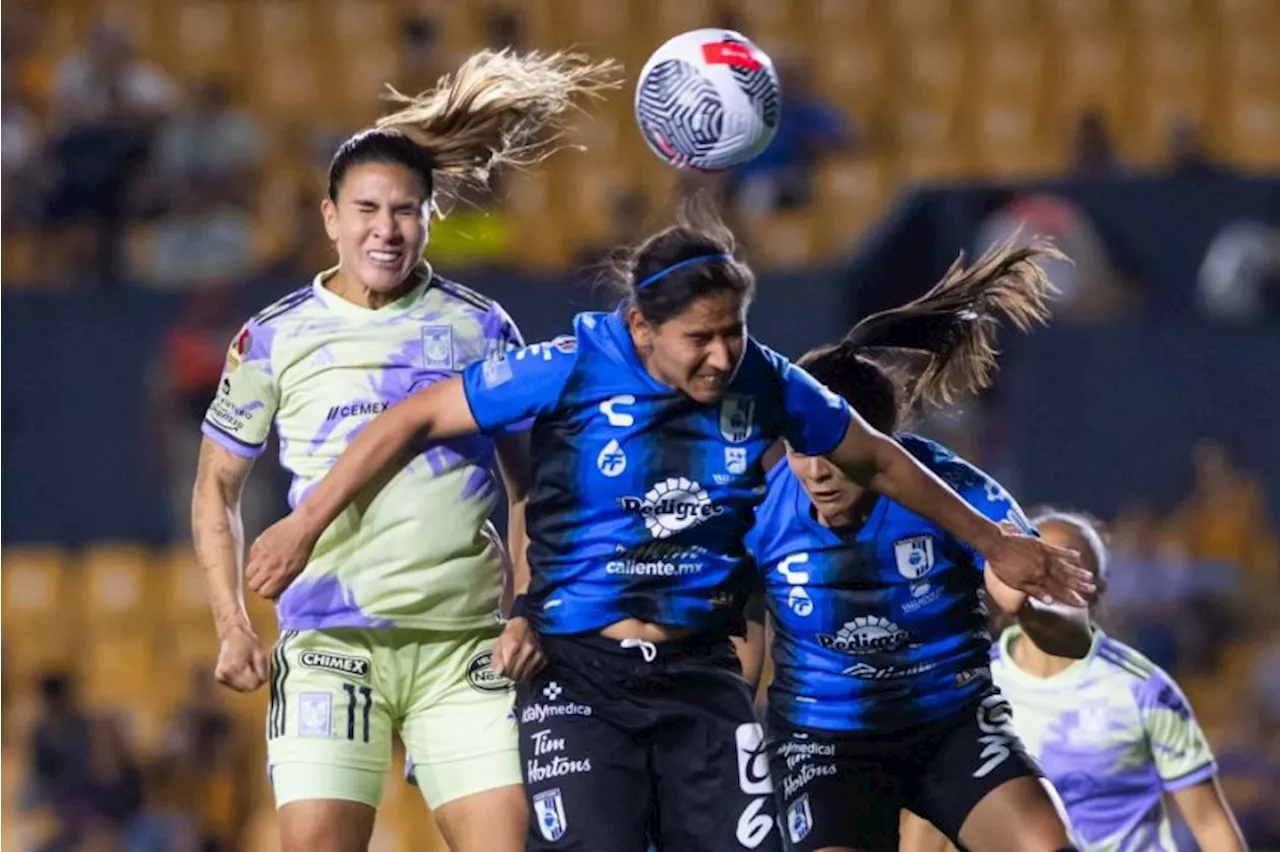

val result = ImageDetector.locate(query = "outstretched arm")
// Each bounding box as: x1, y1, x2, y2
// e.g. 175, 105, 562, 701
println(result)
826, 415, 1093, 606
297, 376, 479, 533
245, 376, 479, 598
986, 570, 1093, 659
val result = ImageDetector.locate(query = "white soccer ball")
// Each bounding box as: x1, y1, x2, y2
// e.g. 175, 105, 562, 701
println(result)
634, 29, 781, 172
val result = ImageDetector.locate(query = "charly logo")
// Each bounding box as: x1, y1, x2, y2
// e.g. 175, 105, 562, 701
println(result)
817, 616, 911, 655
724, 446, 748, 475
466, 650, 513, 693
619, 477, 723, 539
297, 651, 370, 679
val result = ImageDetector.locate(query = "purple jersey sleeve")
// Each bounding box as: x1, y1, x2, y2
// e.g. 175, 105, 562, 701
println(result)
462, 336, 577, 434
202, 320, 277, 457
773, 355, 852, 456
1137, 669, 1218, 791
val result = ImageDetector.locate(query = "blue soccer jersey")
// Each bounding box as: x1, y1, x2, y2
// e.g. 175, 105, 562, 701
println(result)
748, 435, 1033, 734
461, 306, 852, 636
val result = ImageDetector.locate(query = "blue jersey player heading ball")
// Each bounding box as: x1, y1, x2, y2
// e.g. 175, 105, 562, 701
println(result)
749, 238, 1087, 852
248, 202, 1093, 852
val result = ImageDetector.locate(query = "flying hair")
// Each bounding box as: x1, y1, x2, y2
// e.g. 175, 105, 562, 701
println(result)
375, 48, 622, 195
845, 235, 1065, 416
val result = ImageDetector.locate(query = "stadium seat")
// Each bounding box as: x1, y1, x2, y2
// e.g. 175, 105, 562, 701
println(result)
814, 158, 891, 252
886, 0, 957, 35
811, 0, 883, 33
1226, 32, 1280, 94
1, 546, 69, 624
79, 542, 155, 625
894, 98, 965, 155
1134, 31, 1211, 90
970, 0, 1038, 34
742, 212, 817, 270
1051, 33, 1131, 135
1132, 0, 1204, 30
1224, 92, 1280, 167
156, 547, 212, 628
814, 32, 888, 115
561, 164, 628, 247
972, 37, 1048, 99
972, 97, 1050, 174
648, 0, 716, 37
165, 0, 240, 82
897, 36, 968, 103
79, 628, 158, 710
1044, 0, 1117, 31
1218, 0, 1279, 30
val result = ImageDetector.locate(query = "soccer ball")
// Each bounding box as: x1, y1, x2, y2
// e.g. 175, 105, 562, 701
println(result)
635, 29, 781, 172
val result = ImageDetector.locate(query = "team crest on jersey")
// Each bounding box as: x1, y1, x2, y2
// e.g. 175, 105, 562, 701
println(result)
893, 536, 935, 580
298, 692, 332, 737
422, 326, 454, 369
787, 793, 813, 843
533, 789, 568, 842
719, 395, 756, 443
225, 326, 252, 372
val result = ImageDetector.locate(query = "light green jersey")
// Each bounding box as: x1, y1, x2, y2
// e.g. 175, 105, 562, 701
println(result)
203, 266, 524, 631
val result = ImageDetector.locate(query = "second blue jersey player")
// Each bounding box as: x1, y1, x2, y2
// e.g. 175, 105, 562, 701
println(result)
750, 240, 1084, 852
247, 204, 1091, 852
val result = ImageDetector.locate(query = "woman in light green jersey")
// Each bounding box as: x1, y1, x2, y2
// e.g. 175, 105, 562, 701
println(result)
191, 50, 618, 852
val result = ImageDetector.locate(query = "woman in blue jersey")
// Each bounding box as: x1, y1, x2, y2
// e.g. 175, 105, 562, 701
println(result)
246, 201, 1093, 852
749, 241, 1090, 852
964, 511, 1242, 851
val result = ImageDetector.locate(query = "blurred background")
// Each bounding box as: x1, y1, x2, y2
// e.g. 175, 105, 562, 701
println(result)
2, 0, 1279, 849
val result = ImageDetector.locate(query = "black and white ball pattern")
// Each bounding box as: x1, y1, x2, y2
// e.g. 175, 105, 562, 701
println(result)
636, 59, 725, 168
635, 29, 781, 172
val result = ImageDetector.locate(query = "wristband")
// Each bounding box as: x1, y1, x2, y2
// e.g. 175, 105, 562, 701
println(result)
510, 594, 529, 620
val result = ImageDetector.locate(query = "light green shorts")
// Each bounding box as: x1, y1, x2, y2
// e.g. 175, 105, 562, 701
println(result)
267, 626, 520, 809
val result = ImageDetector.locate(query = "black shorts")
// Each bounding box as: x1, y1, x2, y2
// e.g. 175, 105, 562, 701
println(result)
516, 633, 781, 852
769, 692, 1040, 852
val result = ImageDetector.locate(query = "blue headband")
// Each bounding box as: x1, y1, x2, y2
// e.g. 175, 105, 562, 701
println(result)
636, 253, 733, 289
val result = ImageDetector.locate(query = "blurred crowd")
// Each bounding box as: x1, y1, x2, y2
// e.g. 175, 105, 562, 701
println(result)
10, 670, 244, 852
5, 5, 1263, 294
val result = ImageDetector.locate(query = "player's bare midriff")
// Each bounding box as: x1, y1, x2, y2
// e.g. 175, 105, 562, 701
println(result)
599, 618, 698, 644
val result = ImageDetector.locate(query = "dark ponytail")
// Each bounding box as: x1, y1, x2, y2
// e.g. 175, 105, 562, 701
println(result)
800, 236, 1063, 431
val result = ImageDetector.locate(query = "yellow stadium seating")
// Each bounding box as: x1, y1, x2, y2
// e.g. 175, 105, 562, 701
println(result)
79, 542, 155, 624
814, 157, 892, 252
973, 37, 1048, 99
1051, 32, 1132, 134
1132, 0, 1206, 30
897, 35, 969, 103
2, 546, 70, 624
970, 0, 1039, 34
648, 0, 717, 38
1218, 0, 1279, 29
1224, 92, 1280, 167
742, 211, 817, 270
814, 31, 889, 116
1045, 0, 1118, 32
162, 0, 240, 82
887, 0, 958, 35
